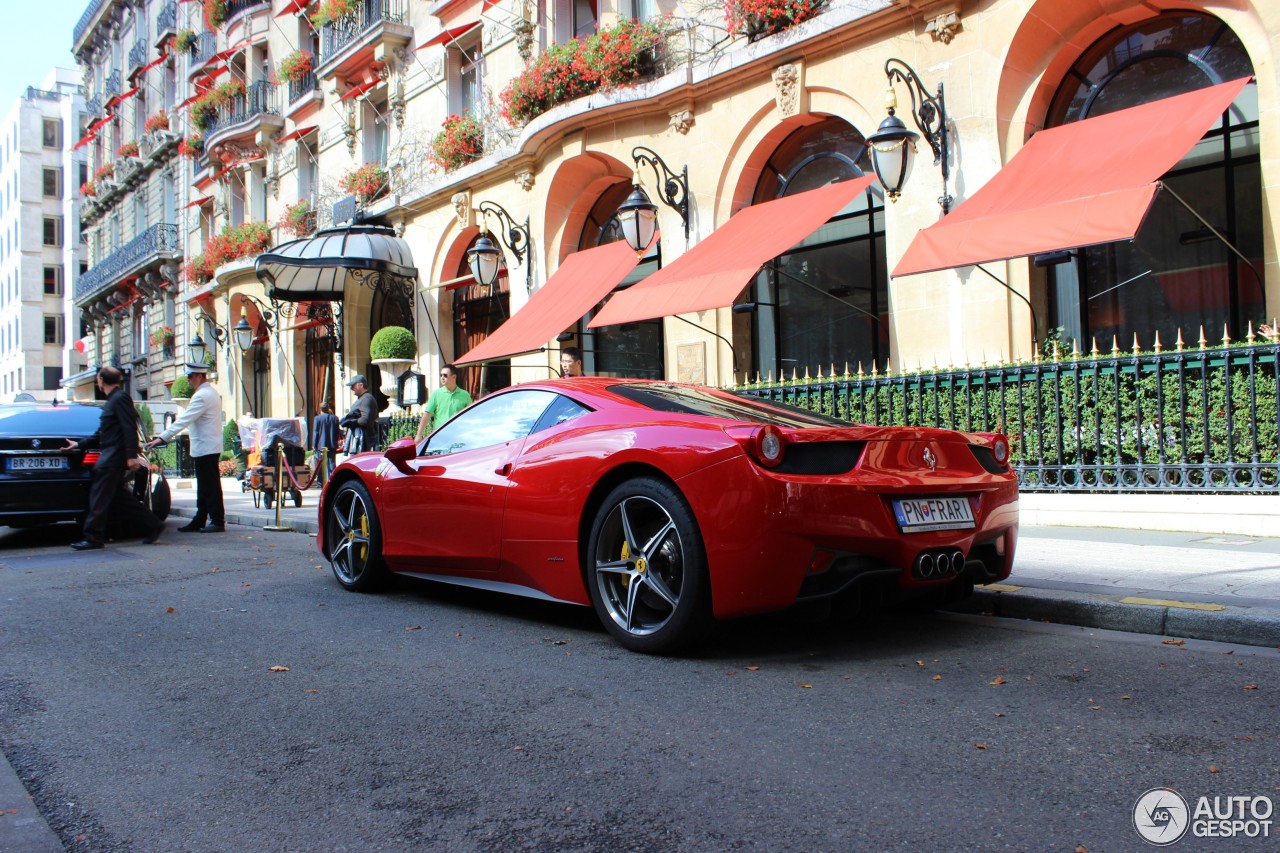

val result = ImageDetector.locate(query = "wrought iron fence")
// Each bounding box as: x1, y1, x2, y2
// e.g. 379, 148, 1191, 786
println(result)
375, 413, 419, 449
75, 224, 181, 302
319, 0, 409, 63
205, 81, 278, 138
105, 71, 121, 98
190, 32, 219, 65
128, 41, 147, 73
156, 0, 178, 37
226, 0, 270, 19
288, 70, 317, 104
737, 343, 1280, 493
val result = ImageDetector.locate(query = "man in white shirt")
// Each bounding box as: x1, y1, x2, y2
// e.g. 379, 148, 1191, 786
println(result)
146, 362, 225, 532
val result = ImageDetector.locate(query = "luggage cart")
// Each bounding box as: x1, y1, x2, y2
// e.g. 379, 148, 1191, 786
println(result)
237, 417, 309, 509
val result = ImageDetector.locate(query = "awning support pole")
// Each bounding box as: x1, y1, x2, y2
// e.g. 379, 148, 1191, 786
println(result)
975, 264, 1039, 354
671, 314, 738, 376
1158, 181, 1264, 285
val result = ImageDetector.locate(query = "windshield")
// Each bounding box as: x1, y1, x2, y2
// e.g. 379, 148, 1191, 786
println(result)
607, 384, 848, 428
0, 403, 104, 436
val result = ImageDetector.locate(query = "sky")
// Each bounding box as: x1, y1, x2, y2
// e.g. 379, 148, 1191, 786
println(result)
0, 0, 86, 112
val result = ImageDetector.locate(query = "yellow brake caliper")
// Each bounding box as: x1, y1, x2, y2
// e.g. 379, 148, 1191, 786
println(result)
357, 512, 369, 560
620, 540, 631, 588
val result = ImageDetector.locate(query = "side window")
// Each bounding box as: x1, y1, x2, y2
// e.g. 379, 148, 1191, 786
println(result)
530, 394, 590, 434
423, 389, 556, 457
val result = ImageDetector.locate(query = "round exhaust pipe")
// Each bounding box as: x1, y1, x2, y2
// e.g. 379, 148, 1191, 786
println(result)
915, 552, 935, 579
950, 550, 966, 575
934, 551, 951, 576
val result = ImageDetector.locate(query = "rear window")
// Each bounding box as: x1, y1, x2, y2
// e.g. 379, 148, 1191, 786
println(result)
0, 404, 103, 436
608, 383, 847, 428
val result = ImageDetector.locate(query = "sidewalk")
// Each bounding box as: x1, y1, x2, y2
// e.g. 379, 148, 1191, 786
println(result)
167, 477, 1280, 649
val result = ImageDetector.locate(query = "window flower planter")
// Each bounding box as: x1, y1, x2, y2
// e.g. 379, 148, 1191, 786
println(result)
431, 113, 483, 172
341, 163, 389, 202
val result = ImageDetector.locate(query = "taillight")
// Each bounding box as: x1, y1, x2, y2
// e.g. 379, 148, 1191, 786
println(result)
991, 435, 1009, 465
82, 451, 100, 467
750, 425, 787, 468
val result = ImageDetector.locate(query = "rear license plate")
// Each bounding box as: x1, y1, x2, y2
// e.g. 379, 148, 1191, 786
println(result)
8, 456, 68, 472
892, 496, 975, 533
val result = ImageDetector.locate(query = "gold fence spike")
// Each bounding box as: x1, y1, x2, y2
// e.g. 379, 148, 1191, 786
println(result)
856, 362, 864, 379
1090, 337, 1099, 357
1222, 323, 1231, 346
1175, 328, 1185, 352
1246, 321, 1256, 344
1071, 339, 1080, 359
843, 362, 851, 378
1153, 331, 1162, 353
1198, 325, 1207, 348
1111, 335, 1120, 357
1132, 333, 1141, 356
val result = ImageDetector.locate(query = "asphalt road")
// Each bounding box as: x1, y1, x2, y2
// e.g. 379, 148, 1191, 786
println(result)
1, 522, 1278, 852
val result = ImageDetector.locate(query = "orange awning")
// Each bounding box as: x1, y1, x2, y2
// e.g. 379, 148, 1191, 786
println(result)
104, 86, 139, 109
72, 130, 97, 151
456, 241, 639, 365
589, 176, 877, 328
276, 125, 317, 145
275, 0, 308, 15
183, 196, 213, 209
892, 77, 1251, 277
339, 80, 378, 102
417, 22, 481, 50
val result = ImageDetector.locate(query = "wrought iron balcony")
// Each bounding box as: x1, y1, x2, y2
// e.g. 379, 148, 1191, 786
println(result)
288, 70, 317, 105
84, 95, 103, 116
189, 31, 219, 66
226, 0, 270, 19
204, 81, 281, 141
104, 71, 121, 98
319, 0, 410, 66
128, 41, 147, 73
75, 224, 181, 304
156, 1, 177, 39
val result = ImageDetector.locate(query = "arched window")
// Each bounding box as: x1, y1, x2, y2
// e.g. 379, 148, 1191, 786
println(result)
738, 116, 887, 379
566, 181, 664, 379
1043, 12, 1260, 348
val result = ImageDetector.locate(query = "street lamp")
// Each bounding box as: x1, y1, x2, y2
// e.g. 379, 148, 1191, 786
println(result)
867, 58, 952, 212
616, 146, 689, 255
188, 313, 229, 363
467, 200, 530, 289
232, 294, 276, 353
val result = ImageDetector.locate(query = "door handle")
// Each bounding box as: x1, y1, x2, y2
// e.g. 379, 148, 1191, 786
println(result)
495, 463, 512, 476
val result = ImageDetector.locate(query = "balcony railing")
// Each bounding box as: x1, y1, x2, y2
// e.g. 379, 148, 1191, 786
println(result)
75, 223, 181, 303
204, 80, 279, 139
226, 0, 270, 19
739, 343, 1280, 494
319, 0, 409, 64
84, 95, 103, 115
104, 71, 121, 98
190, 31, 219, 66
156, 0, 177, 37
288, 70, 317, 104
128, 41, 147, 73
73, 0, 111, 46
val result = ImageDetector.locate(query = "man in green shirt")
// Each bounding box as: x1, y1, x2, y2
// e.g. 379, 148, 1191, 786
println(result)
416, 364, 472, 440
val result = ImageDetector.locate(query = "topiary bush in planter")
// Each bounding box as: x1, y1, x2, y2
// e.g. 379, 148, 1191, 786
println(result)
171, 376, 193, 399
369, 326, 417, 360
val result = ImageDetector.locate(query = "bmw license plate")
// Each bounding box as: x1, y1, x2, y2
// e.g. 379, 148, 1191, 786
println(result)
892, 496, 975, 533
7, 456, 68, 472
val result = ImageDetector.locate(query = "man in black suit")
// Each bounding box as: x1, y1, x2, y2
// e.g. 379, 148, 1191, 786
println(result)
62, 366, 163, 551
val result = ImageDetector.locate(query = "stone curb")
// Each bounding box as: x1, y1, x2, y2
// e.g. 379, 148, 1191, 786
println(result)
169, 504, 320, 536
947, 587, 1280, 648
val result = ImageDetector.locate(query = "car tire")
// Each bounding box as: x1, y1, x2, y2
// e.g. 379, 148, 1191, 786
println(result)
327, 480, 387, 592
150, 476, 171, 521
586, 476, 709, 654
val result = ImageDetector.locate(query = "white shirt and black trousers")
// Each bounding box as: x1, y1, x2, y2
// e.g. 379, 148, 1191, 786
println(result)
160, 382, 224, 530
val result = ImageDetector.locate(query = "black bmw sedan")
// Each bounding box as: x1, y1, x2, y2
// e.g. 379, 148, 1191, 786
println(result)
0, 401, 170, 530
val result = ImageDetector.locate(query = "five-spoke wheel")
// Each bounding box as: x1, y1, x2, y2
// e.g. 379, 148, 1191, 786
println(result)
587, 477, 708, 653
327, 481, 386, 591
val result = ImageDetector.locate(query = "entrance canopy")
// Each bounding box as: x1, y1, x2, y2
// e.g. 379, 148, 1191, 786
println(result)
255, 224, 418, 302
456, 241, 639, 366
588, 176, 877, 328
892, 77, 1251, 277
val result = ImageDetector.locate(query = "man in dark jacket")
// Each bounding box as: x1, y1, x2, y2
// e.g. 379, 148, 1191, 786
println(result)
310, 400, 340, 477
62, 366, 163, 550
339, 374, 378, 456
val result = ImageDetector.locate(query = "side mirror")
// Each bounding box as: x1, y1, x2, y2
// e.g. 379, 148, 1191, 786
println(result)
383, 437, 417, 473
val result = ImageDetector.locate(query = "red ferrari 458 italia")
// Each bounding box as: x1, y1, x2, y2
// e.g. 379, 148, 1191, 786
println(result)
318, 378, 1019, 653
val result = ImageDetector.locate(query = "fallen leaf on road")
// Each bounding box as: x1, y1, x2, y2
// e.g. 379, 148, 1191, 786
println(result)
974, 743, 987, 749
800, 683, 813, 689
304, 689, 319, 693
1243, 684, 1258, 690
932, 675, 942, 681
1076, 846, 1088, 853
1090, 706, 1102, 711
165, 607, 175, 613
268, 665, 290, 672
990, 675, 1007, 686
916, 661, 925, 667
455, 632, 462, 637
513, 746, 524, 751
994, 713, 1006, 717
1208, 765, 1220, 773
404, 625, 422, 631
4, 808, 17, 814
1162, 639, 1186, 646
96, 599, 111, 603
745, 666, 760, 671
